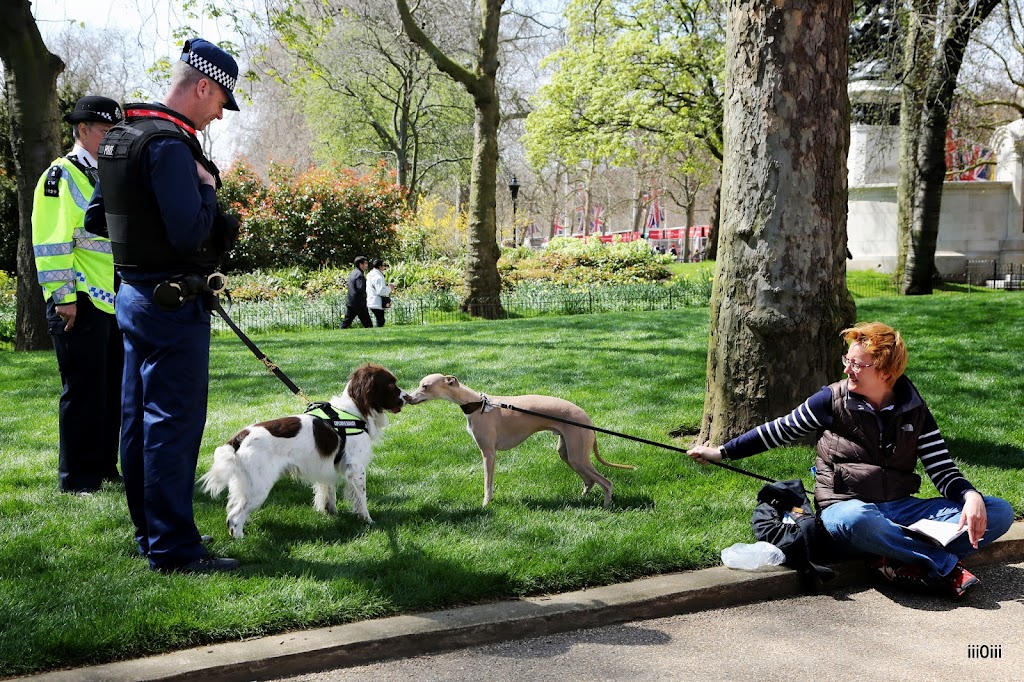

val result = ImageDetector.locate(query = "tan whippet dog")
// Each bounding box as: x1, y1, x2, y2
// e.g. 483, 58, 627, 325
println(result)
405, 374, 634, 507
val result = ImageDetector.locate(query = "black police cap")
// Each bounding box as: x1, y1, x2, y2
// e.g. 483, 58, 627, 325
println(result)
64, 96, 124, 125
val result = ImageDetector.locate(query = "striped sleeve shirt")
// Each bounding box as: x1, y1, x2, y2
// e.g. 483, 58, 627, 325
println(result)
720, 386, 975, 502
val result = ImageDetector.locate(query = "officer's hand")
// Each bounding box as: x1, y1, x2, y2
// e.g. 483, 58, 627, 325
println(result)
56, 302, 77, 331
195, 161, 216, 187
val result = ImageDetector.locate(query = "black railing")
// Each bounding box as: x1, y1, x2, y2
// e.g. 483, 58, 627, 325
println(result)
3, 263, 1019, 343
211, 287, 714, 333
961, 260, 1023, 289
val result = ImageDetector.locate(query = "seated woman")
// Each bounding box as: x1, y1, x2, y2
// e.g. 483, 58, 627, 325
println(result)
688, 321, 1014, 598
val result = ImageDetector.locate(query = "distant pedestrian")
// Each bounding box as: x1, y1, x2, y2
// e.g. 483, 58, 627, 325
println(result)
341, 255, 372, 328
366, 258, 393, 327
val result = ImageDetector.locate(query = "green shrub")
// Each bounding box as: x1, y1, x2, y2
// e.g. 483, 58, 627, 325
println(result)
386, 259, 463, 294
0, 271, 16, 345
397, 195, 468, 261
220, 162, 407, 272
521, 237, 675, 285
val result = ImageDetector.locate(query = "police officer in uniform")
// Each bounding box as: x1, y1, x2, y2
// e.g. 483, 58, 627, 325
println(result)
32, 96, 124, 494
85, 39, 241, 574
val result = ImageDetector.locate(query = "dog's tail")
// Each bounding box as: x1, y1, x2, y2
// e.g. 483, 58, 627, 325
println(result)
593, 439, 636, 470
200, 437, 246, 497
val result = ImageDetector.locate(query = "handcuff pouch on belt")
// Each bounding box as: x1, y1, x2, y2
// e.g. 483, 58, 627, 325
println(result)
154, 272, 227, 310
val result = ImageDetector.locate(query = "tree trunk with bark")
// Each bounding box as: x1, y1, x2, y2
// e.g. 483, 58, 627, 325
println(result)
397, 0, 505, 318
897, 0, 999, 294
464, 92, 504, 313
1, 0, 64, 350
700, 0, 856, 445
706, 184, 721, 261
548, 165, 563, 241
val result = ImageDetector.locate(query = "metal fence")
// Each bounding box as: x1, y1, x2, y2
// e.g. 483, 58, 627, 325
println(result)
962, 260, 1024, 289
211, 287, 713, 334
207, 264, 1022, 335
845, 260, 1024, 297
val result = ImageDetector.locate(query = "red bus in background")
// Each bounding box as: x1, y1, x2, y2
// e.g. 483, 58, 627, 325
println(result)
550, 226, 710, 261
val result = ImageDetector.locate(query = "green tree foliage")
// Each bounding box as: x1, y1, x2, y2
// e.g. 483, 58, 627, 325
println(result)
524, 0, 725, 171
219, 161, 407, 271
258, 0, 474, 203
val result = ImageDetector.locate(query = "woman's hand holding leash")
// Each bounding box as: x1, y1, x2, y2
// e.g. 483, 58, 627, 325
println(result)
687, 444, 724, 466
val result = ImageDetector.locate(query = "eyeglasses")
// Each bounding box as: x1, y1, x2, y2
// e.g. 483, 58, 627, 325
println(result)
841, 355, 874, 373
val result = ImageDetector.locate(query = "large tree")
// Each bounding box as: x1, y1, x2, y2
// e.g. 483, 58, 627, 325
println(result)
896, 0, 1000, 294
699, 0, 856, 444
0, 0, 64, 351
1, 87, 18, 274
396, 0, 505, 317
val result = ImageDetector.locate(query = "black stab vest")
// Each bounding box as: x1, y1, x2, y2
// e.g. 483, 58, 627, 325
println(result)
97, 105, 222, 273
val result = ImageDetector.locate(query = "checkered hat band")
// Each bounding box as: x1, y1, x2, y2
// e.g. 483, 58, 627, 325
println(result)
186, 52, 236, 91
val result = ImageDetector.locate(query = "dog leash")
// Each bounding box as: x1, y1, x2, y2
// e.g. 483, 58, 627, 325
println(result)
207, 294, 312, 403
206, 293, 366, 435
479, 396, 776, 484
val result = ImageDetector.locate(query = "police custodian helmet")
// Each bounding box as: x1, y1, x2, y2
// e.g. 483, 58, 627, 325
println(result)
63, 96, 124, 125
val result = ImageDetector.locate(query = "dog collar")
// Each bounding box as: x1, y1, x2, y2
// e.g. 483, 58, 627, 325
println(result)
461, 394, 496, 415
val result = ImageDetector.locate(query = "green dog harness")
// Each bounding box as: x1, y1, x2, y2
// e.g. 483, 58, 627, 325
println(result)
304, 401, 368, 464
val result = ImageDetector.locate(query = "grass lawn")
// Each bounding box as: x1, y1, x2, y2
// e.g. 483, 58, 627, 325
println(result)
1, 294, 1022, 675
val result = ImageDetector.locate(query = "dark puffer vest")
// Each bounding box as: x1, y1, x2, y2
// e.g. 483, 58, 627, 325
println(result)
814, 377, 928, 508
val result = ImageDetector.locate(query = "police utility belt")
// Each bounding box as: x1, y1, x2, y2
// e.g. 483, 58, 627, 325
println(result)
153, 272, 227, 310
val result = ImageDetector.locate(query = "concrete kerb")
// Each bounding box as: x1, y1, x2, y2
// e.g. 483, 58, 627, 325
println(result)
16, 522, 1024, 682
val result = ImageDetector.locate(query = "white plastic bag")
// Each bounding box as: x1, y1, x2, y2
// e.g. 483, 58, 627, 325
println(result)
721, 541, 786, 571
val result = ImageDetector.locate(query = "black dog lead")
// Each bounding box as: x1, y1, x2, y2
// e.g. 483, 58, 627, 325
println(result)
198, 277, 367, 439
479, 396, 776, 484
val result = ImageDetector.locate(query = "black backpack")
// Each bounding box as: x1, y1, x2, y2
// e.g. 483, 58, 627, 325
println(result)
751, 479, 836, 592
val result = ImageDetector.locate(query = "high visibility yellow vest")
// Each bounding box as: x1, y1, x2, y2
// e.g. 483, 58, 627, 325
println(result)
31, 156, 116, 314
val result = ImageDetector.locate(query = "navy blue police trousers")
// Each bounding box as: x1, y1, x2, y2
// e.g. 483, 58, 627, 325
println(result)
47, 295, 123, 492
116, 282, 211, 571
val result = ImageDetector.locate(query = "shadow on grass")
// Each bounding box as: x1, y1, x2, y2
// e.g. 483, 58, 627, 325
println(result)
518, 492, 657, 513
945, 439, 1024, 471
230, 516, 518, 609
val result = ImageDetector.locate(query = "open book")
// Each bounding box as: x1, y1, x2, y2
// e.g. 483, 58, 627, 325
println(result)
898, 519, 967, 547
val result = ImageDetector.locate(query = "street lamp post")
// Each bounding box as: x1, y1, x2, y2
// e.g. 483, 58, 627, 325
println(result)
508, 175, 521, 245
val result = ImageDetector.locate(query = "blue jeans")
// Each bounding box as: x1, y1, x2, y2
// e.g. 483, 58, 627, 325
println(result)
820, 496, 1015, 577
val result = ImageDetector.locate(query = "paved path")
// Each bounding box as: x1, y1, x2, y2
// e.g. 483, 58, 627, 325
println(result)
20, 524, 1024, 682
284, 561, 1024, 682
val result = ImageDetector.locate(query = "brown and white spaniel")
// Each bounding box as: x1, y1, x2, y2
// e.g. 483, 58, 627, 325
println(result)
200, 364, 407, 538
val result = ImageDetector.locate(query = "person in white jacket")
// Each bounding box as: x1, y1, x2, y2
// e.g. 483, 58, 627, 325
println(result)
366, 258, 393, 327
